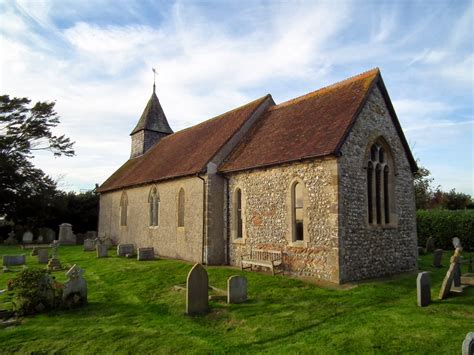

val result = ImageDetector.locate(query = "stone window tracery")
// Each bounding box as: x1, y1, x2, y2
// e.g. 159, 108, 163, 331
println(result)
289, 180, 307, 243
234, 188, 243, 240
178, 188, 185, 227
120, 191, 128, 227
148, 187, 160, 227
367, 141, 393, 226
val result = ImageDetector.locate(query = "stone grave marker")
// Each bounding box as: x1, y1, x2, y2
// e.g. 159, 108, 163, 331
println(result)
31, 246, 49, 256
63, 264, 88, 306
86, 231, 97, 239
37, 235, 44, 243
426, 237, 435, 253
452, 237, 462, 250
96, 244, 108, 258
22, 230, 33, 244
432, 249, 443, 268
117, 244, 135, 257
47, 241, 62, 271
3, 255, 26, 272
462, 332, 474, 355
137, 247, 155, 261
439, 248, 462, 299
227, 275, 247, 304
58, 223, 76, 245
44, 228, 56, 243
83, 239, 96, 252
38, 249, 49, 264
416, 272, 431, 307
453, 262, 462, 287
186, 263, 208, 315
4, 231, 17, 245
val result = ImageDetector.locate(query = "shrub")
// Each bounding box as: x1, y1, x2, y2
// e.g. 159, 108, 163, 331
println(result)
417, 209, 474, 250
11, 269, 63, 316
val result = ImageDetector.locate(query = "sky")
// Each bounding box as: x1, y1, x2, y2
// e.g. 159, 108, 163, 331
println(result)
0, 0, 473, 195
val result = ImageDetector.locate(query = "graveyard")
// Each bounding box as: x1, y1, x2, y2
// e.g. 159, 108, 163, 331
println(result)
0, 244, 472, 353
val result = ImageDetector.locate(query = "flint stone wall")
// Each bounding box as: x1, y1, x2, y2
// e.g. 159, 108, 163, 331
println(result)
227, 158, 340, 283
338, 85, 417, 282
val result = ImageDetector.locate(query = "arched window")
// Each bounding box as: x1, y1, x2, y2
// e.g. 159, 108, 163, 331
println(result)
367, 140, 393, 226
292, 181, 304, 241
120, 191, 128, 227
148, 187, 160, 227
234, 188, 243, 239
178, 188, 185, 227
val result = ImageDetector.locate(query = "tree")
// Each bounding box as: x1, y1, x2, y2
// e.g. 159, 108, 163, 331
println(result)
0, 95, 75, 223
413, 165, 437, 210
443, 189, 472, 210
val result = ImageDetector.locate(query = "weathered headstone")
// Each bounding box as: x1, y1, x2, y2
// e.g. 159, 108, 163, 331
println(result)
31, 246, 49, 256
83, 239, 96, 252
426, 237, 435, 253
37, 235, 44, 243
47, 241, 62, 271
58, 223, 76, 245
63, 264, 87, 306
3, 255, 26, 272
38, 249, 49, 264
4, 231, 17, 245
453, 262, 462, 287
22, 230, 33, 244
439, 248, 462, 299
44, 228, 56, 243
452, 237, 462, 250
227, 275, 247, 304
432, 249, 443, 268
416, 272, 431, 307
96, 244, 108, 258
462, 332, 474, 355
186, 263, 208, 315
137, 247, 155, 261
117, 244, 135, 257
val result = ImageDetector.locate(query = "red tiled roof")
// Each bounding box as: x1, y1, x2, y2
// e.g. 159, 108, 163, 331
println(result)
98, 95, 270, 192
219, 68, 380, 172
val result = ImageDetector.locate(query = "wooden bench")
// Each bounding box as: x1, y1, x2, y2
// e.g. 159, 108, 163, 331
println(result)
240, 249, 283, 275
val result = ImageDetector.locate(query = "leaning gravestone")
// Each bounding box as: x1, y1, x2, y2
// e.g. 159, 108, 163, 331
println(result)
83, 239, 96, 252
439, 248, 462, 299
186, 264, 208, 315
426, 237, 435, 253
3, 255, 26, 272
22, 230, 33, 244
416, 272, 431, 307
432, 249, 443, 268
58, 223, 76, 245
38, 249, 49, 264
462, 332, 474, 355
137, 247, 155, 261
227, 275, 248, 304
117, 244, 135, 257
96, 244, 108, 258
63, 264, 88, 306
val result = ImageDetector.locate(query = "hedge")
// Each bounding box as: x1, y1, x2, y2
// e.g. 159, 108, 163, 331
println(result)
417, 209, 474, 250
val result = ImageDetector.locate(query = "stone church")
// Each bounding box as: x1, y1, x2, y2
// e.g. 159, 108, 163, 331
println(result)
97, 68, 418, 283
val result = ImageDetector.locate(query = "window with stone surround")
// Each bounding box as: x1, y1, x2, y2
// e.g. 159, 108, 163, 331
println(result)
366, 140, 394, 226
288, 179, 308, 243
233, 187, 243, 240
120, 191, 128, 227
178, 188, 185, 227
148, 187, 160, 227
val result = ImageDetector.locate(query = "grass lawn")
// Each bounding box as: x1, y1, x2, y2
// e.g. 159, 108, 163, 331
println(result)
0, 245, 472, 354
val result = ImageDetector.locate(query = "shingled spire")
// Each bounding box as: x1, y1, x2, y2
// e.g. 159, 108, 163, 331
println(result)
130, 84, 173, 158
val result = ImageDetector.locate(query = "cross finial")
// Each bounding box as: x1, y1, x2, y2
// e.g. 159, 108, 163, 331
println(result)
152, 68, 157, 93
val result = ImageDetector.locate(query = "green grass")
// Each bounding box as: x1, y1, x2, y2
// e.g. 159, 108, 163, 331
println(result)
0, 245, 472, 354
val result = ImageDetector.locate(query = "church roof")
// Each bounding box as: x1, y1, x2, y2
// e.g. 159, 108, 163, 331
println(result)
220, 68, 415, 172
98, 95, 271, 192
130, 88, 173, 135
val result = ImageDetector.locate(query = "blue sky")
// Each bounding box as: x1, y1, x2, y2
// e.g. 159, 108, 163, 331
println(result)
0, 0, 472, 194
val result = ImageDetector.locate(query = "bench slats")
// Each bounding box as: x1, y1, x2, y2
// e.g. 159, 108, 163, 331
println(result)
241, 248, 283, 275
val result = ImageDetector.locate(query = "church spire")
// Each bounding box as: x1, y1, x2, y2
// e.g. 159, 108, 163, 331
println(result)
130, 70, 173, 158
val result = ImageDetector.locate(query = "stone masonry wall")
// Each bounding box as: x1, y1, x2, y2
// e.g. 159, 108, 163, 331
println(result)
227, 159, 340, 283
338, 85, 417, 282
98, 175, 204, 263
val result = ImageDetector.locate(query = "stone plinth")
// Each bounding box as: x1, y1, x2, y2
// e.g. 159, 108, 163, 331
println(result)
58, 223, 76, 245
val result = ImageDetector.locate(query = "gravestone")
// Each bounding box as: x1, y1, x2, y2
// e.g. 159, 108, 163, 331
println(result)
83, 239, 96, 252
186, 264, 208, 315
22, 230, 33, 244
416, 272, 431, 307
86, 231, 97, 239
452, 237, 462, 250
453, 262, 462, 287
31, 246, 49, 256
63, 264, 88, 306
426, 237, 435, 253
4, 231, 17, 245
227, 275, 247, 304
439, 248, 462, 299
432, 249, 443, 268
47, 241, 62, 271
37, 235, 44, 243
38, 249, 49, 264
463, 332, 474, 355
117, 244, 135, 257
137, 247, 155, 261
44, 228, 56, 243
59, 223, 76, 245
96, 244, 108, 258
3, 255, 26, 272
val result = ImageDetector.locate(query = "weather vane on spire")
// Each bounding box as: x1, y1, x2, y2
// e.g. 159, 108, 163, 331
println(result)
152, 67, 157, 93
